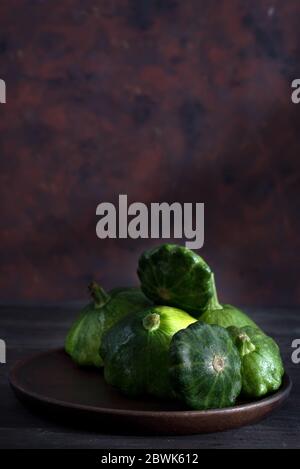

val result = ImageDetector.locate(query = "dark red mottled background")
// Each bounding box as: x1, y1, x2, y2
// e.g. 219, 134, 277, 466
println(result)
0, 0, 299, 306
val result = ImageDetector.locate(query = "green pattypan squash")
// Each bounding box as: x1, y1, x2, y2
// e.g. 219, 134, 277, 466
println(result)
227, 326, 284, 397
137, 244, 214, 315
100, 306, 196, 398
65, 282, 152, 368
169, 321, 242, 410
200, 274, 259, 329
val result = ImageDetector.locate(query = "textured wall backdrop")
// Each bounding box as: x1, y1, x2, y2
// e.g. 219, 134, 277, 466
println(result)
0, 0, 299, 306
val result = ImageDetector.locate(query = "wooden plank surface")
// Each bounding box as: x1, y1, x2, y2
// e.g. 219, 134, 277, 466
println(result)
0, 304, 299, 449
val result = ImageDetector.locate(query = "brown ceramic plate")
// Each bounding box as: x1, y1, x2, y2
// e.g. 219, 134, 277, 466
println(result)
10, 348, 291, 435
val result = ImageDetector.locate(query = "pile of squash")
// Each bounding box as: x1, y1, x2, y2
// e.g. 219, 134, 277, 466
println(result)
65, 244, 284, 410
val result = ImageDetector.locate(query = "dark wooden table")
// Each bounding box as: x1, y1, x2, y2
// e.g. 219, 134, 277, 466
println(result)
0, 304, 299, 449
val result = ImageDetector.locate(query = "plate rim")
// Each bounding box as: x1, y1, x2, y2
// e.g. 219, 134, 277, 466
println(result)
9, 348, 292, 418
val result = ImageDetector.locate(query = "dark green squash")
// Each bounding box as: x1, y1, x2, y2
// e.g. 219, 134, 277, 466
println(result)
137, 244, 214, 315
200, 275, 259, 329
100, 306, 196, 398
227, 326, 284, 397
169, 321, 242, 410
65, 282, 152, 368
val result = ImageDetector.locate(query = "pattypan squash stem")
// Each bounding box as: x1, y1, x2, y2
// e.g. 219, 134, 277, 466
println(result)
88, 281, 110, 308
142, 313, 161, 332
227, 326, 256, 356
208, 273, 223, 311
238, 333, 256, 356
